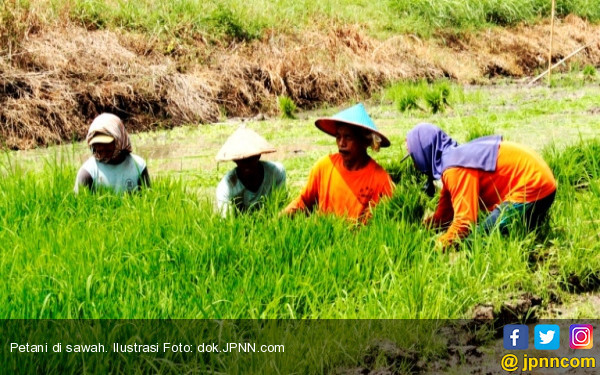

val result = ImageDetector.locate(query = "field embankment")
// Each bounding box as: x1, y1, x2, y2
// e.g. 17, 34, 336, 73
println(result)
1, 1, 600, 149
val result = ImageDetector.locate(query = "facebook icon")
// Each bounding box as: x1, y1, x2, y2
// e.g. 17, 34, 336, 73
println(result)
503, 325, 529, 350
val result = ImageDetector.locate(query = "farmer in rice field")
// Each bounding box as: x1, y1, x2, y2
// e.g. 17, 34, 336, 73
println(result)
74, 113, 150, 193
216, 126, 286, 217
405, 123, 557, 250
283, 103, 394, 223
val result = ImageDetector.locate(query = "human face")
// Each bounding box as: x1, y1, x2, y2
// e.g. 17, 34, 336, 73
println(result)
92, 142, 116, 163
336, 125, 367, 165
233, 155, 261, 176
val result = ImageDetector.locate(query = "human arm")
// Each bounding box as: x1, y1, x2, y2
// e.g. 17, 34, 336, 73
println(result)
282, 162, 320, 216
216, 174, 236, 218
274, 162, 286, 189
437, 168, 480, 249
139, 167, 150, 189
424, 185, 454, 229
74, 167, 94, 194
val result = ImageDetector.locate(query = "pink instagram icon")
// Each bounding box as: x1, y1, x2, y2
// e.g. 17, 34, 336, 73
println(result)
570, 324, 593, 349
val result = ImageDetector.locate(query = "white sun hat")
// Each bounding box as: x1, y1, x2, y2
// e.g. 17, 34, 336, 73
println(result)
215, 126, 276, 162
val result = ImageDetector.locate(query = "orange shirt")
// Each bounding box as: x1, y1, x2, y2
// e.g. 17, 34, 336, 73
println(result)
431, 141, 557, 246
285, 153, 394, 221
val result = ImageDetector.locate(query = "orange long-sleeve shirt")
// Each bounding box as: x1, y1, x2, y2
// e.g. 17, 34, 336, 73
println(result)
285, 153, 394, 221
430, 141, 556, 246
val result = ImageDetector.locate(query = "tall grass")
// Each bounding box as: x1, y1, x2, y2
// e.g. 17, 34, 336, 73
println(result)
389, 0, 600, 34
1, 138, 599, 319
542, 141, 600, 292
3, 0, 600, 45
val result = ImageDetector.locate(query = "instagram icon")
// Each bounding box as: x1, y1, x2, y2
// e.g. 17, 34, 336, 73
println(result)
570, 324, 593, 349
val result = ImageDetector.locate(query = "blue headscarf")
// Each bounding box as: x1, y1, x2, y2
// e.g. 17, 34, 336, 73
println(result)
406, 123, 502, 180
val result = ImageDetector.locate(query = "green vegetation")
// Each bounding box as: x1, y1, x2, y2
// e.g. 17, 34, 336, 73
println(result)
464, 120, 496, 141
3, 77, 600, 320
583, 64, 597, 80
383, 80, 455, 114
2, 0, 600, 45
389, 0, 600, 33
2, 138, 599, 319
424, 81, 451, 114
278, 96, 297, 119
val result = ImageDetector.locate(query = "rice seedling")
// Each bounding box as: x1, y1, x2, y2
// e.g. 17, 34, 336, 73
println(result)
2, 136, 598, 320
385, 80, 455, 114
424, 89, 444, 114
2, 78, 600, 372
278, 96, 297, 119
464, 120, 496, 141
583, 64, 597, 81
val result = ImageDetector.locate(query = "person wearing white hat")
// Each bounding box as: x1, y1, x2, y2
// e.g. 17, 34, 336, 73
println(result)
283, 103, 394, 223
74, 113, 150, 194
216, 126, 286, 217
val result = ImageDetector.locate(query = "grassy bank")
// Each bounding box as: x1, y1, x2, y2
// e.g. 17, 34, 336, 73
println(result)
3, 1, 600, 150
3, 0, 600, 44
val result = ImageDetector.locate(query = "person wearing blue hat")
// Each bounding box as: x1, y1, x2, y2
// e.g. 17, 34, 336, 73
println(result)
283, 103, 394, 222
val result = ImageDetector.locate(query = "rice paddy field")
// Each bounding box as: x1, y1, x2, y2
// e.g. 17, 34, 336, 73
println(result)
2, 1, 600, 373
3, 74, 600, 320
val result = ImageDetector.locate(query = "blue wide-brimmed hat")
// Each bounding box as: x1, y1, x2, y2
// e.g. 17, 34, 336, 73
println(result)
315, 103, 390, 147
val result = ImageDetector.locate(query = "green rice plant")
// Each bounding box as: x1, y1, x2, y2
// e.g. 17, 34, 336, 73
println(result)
385, 80, 454, 114
397, 87, 421, 112
583, 65, 597, 81
428, 81, 453, 114
384, 80, 424, 112
543, 140, 600, 188
378, 159, 431, 224
278, 95, 297, 119
0, 152, 546, 320
424, 88, 444, 114
2, 82, 600, 328
465, 120, 496, 141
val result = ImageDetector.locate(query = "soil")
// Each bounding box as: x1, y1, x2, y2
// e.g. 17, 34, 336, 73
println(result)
333, 292, 600, 374
1, 15, 600, 149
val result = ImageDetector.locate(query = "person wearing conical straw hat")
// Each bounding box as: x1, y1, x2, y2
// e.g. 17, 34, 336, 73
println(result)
216, 125, 286, 217
283, 103, 394, 223
74, 113, 150, 194
405, 123, 556, 251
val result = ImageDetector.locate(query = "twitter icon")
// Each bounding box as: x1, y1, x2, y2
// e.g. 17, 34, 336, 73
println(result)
535, 324, 560, 350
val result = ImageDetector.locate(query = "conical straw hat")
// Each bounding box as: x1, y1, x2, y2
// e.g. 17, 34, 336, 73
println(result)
315, 103, 390, 147
216, 126, 276, 161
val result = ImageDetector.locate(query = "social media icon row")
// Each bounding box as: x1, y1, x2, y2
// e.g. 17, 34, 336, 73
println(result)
503, 324, 594, 350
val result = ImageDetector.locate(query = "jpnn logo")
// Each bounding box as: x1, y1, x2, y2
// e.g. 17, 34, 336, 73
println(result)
570, 324, 593, 349
503, 325, 528, 350
534, 324, 560, 350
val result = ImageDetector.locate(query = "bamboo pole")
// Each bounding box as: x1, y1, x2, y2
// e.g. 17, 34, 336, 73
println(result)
547, 0, 556, 85
528, 43, 592, 86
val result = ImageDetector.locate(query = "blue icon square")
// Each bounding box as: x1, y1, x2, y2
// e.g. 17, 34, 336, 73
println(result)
504, 325, 529, 350
534, 324, 560, 350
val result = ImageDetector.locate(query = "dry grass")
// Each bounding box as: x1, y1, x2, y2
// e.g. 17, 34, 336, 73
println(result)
1, 17, 600, 149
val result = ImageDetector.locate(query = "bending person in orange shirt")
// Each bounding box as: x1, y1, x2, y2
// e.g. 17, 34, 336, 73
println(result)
406, 123, 557, 250
283, 103, 394, 223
